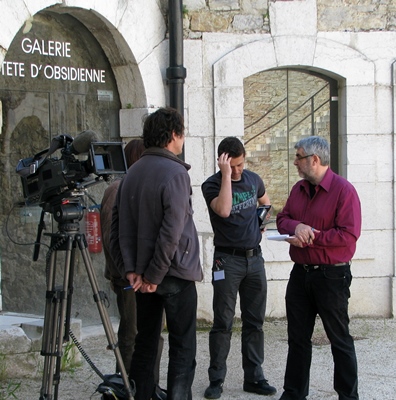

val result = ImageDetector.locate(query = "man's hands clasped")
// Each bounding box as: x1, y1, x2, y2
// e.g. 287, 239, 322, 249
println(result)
126, 272, 158, 293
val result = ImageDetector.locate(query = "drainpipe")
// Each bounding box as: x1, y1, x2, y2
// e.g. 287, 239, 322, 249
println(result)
167, 0, 186, 159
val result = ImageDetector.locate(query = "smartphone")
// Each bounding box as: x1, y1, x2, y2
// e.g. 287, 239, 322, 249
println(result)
257, 205, 272, 230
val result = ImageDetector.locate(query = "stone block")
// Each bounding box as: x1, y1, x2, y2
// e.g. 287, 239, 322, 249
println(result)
315, 37, 375, 86
214, 87, 244, 119
184, 0, 206, 11
120, 108, 151, 137
274, 36, 316, 67
196, 281, 214, 322
191, 11, 231, 32
269, 0, 317, 36
0, 317, 82, 379
209, 0, 240, 11
184, 137, 206, 186
184, 40, 203, 87
349, 277, 391, 317
241, 0, 268, 14
187, 87, 214, 137
194, 194, 212, 234
232, 14, 263, 31
0, 326, 32, 355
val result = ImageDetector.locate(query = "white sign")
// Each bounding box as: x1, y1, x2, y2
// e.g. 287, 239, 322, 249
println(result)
0, 37, 106, 83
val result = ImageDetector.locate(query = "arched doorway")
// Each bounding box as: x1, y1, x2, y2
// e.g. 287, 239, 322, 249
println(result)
243, 69, 339, 221
0, 10, 126, 322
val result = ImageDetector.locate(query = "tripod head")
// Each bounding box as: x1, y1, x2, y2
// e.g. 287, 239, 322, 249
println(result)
33, 195, 86, 261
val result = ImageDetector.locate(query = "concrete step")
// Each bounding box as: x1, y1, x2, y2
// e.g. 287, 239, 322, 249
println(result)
0, 312, 82, 378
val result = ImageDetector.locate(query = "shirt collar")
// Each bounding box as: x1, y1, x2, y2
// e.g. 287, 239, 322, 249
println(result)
300, 167, 333, 193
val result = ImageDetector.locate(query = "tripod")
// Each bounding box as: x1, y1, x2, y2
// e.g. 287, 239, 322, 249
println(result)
37, 202, 134, 400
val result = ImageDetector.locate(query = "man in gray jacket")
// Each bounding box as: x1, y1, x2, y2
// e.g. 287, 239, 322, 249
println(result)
115, 107, 202, 400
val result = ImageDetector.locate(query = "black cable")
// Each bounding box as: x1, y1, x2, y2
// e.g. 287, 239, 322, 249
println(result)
68, 329, 105, 381
5, 202, 50, 251
69, 329, 134, 398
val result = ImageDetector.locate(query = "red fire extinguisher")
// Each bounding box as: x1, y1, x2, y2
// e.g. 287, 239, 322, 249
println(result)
85, 206, 102, 253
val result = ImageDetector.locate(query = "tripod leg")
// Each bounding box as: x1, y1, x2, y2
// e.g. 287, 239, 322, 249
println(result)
76, 233, 135, 400
40, 234, 75, 400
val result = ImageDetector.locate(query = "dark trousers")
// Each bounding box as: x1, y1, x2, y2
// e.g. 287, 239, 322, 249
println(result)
113, 283, 164, 382
130, 277, 197, 400
208, 251, 267, 383
282, 264, 359, 400
113, 283, 137, 375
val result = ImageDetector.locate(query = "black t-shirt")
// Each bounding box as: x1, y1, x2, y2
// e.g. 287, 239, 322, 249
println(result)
202, 169, 265, 249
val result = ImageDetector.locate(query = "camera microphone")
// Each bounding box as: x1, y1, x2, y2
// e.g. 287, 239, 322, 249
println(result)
70, 130, 99, 154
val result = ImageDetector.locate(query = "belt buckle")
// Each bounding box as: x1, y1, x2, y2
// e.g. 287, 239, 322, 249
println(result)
303, 264, 319, 271
246, 249, 254, 257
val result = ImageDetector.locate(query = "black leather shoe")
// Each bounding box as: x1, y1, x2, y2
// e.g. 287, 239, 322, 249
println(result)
204, 379, 223, 399
243, 379, 277, 396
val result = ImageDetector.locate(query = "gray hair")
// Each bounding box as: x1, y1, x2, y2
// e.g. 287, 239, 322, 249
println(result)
294, 136, 330, 166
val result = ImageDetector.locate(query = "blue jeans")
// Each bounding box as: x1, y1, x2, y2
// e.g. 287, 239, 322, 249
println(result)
208, 250, 267, 383
282, 264, 358, 400
130, 277, 197, 400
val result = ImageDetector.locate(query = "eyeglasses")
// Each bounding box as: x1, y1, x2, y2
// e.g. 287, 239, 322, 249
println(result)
295, 154, 314, 161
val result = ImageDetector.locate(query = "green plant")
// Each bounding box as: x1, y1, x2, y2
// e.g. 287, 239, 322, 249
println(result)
182, 5, 188, 17
0, 354, 5, 382
0, 354, 21, 399
0, 381, 21, 399
60, 341, 80, 372
126, 103, 132, 109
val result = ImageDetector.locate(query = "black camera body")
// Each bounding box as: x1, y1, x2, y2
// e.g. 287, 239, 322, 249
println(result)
16, 133, 127, 206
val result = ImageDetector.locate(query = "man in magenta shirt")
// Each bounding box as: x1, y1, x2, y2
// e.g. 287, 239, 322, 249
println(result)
276, 136, 361, 400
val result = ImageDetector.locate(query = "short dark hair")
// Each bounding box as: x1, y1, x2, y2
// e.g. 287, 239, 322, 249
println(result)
217, 137, 245, 158
142, 107, 184, 149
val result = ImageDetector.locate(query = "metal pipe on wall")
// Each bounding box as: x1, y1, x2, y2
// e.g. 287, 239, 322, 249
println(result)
167, 0, 186, 159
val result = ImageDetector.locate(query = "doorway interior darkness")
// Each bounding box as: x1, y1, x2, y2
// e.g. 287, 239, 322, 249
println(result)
0, 10, 121, 321
243, 68, 339, 221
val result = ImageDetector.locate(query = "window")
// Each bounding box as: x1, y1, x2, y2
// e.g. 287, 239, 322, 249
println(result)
243, 69, 338, 220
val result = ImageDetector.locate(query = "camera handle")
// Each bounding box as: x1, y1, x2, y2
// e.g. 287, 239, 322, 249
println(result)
33, 209, 45, 262
39, 222, 134, 400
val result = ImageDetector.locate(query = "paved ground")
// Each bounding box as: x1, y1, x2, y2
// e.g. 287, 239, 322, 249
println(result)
7, 317, 396, 399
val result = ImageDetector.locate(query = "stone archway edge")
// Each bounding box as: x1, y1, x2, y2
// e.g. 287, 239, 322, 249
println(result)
0, 0, 167, 110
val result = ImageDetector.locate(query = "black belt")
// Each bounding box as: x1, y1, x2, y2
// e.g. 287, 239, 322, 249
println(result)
215, 246, 261, 258
296, 262, 350, 271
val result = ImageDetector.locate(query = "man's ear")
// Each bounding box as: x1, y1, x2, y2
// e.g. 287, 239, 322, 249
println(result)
312, 154, 320, 164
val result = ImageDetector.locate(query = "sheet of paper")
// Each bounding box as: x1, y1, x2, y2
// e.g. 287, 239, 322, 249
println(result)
266, 234, 293, 241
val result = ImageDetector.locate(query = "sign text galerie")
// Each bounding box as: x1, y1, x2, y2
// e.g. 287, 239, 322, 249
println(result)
1, 38, 106, 83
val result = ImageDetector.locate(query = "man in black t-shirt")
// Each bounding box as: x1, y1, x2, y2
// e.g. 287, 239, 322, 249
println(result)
201, 137, 276, 399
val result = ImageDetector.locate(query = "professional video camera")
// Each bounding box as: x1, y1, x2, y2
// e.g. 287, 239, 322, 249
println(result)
15, 130, 127, 207
14, 132, 134, 400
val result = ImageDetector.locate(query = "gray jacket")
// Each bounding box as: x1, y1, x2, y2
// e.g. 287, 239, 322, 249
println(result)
114, 147, 202, 285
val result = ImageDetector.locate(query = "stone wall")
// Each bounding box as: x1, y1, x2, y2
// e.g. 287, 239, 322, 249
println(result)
317, 0, 396, 31
182, 0, 396, 36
